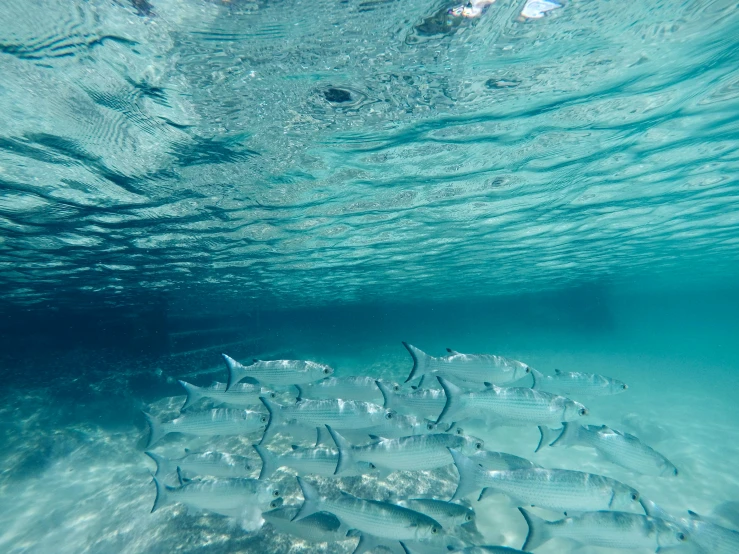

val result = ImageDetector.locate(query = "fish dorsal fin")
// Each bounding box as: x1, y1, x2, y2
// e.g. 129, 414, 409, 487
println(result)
290, 444, 300, 451
483, 382, 493, 388
184, 448, 191, 454
688, 510, 702, 520
339, 490, 355, 500
253, 359, 260, 363
367, 434, 386, 442
554, 369, 562, 375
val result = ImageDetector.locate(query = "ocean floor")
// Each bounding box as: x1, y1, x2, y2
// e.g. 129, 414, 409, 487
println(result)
1, 329, 738, 554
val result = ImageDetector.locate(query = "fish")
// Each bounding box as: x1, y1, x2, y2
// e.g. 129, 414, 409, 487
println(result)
436, 377, 589, 427
223, 353, 333, 389
449, 449, 643, 514
144, 450, 253, 480
530, 368, 628, 397
469, 450, 540, 471
678, 511, 739, 554
259, 396, 395, 444
296, 376, 400, 403
328, 427, 484, 474
403, 343, 531, 385
253, 443, 376, 479
178, 380, 277, 410
398, 498, 483, 541
143, 408, 267, 448
377, 380, 447, 420
262, 506, 351, 543
151, 471, 281, 530
518, 508, 689, 551
293, 477, 443, 544
538, 423, 678, 477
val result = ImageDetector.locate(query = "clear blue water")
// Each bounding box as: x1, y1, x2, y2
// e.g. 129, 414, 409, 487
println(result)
0, 0, 738, 553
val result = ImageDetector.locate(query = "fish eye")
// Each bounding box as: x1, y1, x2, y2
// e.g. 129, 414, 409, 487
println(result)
260, 415, 268, 423
273, 489, 280, 497
475, 442, 483, 450
269, 392, 277, 399
426, 422, 435, 430
673, 468, 679, 476
622, 384, 628, 390
578, 408, 588, 416
270, 500, 279, 509
631, 492, 639, 501
393, 384, 401, 392
525, 366, 531, 373
456, 428, 464, 435
465, 513, 473, 522
677, 532, 686, 542
431, 526, 439, 534
385, 411, 394, 420
323, 368, 331, 374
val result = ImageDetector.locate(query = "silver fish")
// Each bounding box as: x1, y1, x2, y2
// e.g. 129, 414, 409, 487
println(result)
679, 511, 739, 554
143, 408, 267, 448
378, 380, 447, 420
259, 396, 395, 444
296, 376, 400, 403
151, 473, 281, 526
253, 443, 376, 479
262, 506, 351, 543
398, 499, 480, 541
294, 477, 443, 543
437, 377, 589, 427
519, 508, 688, 551
403, 343, 531, 385
178, 380, 277, 410
539, 423, 678, 477
450, 449, 643, 514
531, 368, 628, 397
469, 450, 540, 471
223, 353, 333, 389
145, 450, 253, 480
329, 427, 484, 474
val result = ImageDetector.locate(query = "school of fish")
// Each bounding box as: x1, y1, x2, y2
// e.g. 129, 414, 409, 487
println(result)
140, 342, 735, 552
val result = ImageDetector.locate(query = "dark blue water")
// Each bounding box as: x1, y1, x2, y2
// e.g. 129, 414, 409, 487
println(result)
1, 0, 738, 552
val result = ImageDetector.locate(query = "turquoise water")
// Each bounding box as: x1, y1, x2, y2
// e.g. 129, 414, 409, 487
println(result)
1, 0, 738, 553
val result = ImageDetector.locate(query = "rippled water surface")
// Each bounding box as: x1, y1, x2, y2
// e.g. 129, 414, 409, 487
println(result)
1, 0, 737, 308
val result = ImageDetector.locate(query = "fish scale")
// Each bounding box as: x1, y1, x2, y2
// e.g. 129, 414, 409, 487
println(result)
378, 380, 446, 419
260, 396, 394, 444
519, 509, 688, 551
294, 478, 442, 542
332, 431, 484, 472
223, 354, 333, 388
403, 343, 531, 385
450, 449, 642, 514
531, 369, 628, 397
144, 408, 267, 447
548, 423, 678, 477
437, 377, 589, 427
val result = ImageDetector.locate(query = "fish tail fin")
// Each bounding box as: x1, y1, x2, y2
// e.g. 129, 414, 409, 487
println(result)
519, 507, 554, 551
253, 444, 279, 480
315, 425, 330, 447
326, 425, 356, 475
375, 380, 397, 411
293, 477, 322, 522
150, 475, 173, 513
223, 353, 244, 391
535, 426, 561, 453
178, 380, 203, 411
550, 422, 579, 447
259, 396, 283, 445
143, 411, 166, 448
295, 384, 305, 401
402, 342, 431, 383
436, 376, 464, 425
530, 368, 545, 389
144, 451, 169, 477
448, 447, 485, 501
